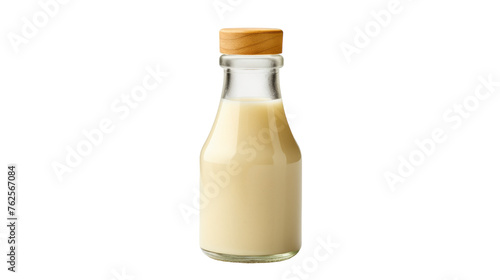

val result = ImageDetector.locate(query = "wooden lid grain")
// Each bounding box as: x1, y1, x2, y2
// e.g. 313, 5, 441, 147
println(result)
219, 28, 283, 55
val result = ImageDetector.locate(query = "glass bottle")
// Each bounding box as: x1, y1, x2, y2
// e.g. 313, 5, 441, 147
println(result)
200, 28, 301, 263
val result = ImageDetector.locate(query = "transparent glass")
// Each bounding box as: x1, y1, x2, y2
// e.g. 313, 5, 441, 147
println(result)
220, 55, 283, 100
200, 54, 301, 263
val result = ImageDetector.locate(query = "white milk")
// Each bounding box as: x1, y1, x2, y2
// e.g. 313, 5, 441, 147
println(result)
200, 98, 301, 256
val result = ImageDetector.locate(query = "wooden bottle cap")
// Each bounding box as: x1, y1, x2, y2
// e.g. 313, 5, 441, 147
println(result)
219, 28, 283, 55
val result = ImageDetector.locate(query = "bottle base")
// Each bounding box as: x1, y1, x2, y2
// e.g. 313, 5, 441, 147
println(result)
201, 248, 299, 263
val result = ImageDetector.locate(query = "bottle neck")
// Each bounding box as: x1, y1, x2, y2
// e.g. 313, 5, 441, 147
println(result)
220, 55, 283, 100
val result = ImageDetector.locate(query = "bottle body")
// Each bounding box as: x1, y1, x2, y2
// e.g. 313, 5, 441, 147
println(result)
200, 55, 301, 262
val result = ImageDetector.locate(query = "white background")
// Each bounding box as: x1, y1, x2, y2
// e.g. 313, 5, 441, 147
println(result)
1, 0, 500, 279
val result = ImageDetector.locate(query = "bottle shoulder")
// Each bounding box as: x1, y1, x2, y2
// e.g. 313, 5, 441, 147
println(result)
200, 98, 300, 164
201, 123, 300, 164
